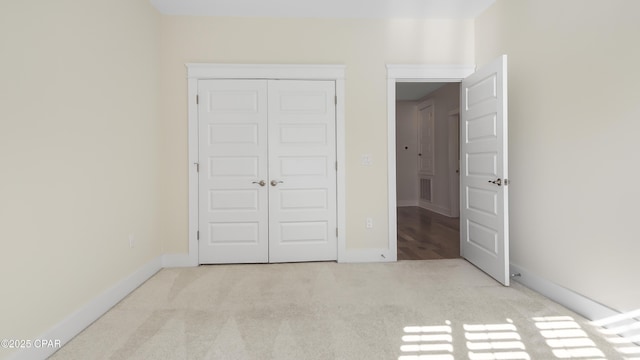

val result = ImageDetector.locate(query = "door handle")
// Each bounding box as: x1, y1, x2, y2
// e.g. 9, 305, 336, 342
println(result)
488, 178, 502, 186
252, 180, 266, 187
270, 180, 283, 187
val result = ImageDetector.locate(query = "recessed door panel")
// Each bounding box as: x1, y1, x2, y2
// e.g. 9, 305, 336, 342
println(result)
466, 153, 497, 177
209, 190, 258, 212
467, 114, 497, 142
280, 189, 328, 210
467, 188, 498, 216
280, 157, 327, 177
209, 124, 259, 144
209, 223, 259, 244
280, 125, 327, 144
209, 157, 259, 177
279, 221, 329, 244
467, 220, 498, 254
278, 92, 327, 113
466, 75, 496, 109
208, 91, 259, 113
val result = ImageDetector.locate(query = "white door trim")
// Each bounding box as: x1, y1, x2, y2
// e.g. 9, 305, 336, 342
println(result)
386, 64, 475, 261
448, 108, 461, 218
185, 64, 346, 266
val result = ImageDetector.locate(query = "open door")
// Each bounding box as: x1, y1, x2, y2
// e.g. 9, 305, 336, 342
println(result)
460, 55, 509, 285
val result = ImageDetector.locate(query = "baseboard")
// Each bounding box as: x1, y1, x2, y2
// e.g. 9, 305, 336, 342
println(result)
418, 201, 451, 217
9, 257, 163, 360
397, 200, 418, 207
509, 263, 620, 321
163, 253, 198, 267
338, 248, 396, 263
509, 263, 640, 345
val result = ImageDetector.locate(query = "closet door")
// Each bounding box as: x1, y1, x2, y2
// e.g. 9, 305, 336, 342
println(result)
198, 80, 269, 264
267, 80, 338, 262
198, 79, 338, 264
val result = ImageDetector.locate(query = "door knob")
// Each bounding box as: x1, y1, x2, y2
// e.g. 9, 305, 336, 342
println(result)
252, 180, 266, 187
487, 178, 502, 186
270, 180, 283, 187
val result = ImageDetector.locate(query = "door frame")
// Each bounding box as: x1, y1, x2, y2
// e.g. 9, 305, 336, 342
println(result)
386, 64, 475, 261
447, 108, 460, 218
185, 64, 346, 266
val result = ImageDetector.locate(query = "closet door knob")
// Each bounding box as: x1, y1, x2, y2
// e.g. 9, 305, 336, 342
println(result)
270, 180, 283, 187
252, 180, 266, 187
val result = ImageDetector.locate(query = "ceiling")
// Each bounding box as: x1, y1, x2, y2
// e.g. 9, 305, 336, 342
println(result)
150, 0, 495, 19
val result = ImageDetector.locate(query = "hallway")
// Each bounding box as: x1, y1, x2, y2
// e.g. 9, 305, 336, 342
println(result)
397, 206, 460, 260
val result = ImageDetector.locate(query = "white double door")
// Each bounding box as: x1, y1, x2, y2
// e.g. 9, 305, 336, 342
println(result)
198, 79, 337, 264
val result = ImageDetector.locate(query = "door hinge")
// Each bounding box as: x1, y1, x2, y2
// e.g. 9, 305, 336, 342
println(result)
196, 94, 199, 105
197, 230, 199, 240
194, 162, 199, 172
336, 228, 338, 237
335, 161, 338, 171
335, 96, 337, 105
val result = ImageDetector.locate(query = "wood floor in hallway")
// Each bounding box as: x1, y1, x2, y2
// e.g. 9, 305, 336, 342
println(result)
397, 206, 460, 260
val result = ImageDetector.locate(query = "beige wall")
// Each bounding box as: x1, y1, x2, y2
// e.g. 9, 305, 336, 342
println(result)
158, 17, 474, 251
476, 0, 640, 312
0, 0, 161, 357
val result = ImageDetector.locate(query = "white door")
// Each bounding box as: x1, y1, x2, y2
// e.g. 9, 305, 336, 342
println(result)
267, 80, 337, 262
417, 100, 435, 176
460, 55, 510, 285
198, 79, 337, 264
198, 80, 269, 263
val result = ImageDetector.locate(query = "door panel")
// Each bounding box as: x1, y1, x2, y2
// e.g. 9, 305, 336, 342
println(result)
198, 80, 269, 264
267, 80, 338, 262
460, 55, 509, 285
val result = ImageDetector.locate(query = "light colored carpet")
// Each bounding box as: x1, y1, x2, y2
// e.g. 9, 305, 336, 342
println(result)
50, 260, 635, 359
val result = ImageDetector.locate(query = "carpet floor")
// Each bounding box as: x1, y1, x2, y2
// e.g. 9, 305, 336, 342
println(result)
50, 260, 636, 359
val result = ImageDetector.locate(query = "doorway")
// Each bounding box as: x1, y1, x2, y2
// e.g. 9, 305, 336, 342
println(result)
387, 58, 510, 285
395, 82, 461, 260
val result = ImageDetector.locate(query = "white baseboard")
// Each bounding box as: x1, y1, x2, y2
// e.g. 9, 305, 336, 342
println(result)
509, 264, 640, 346
397, 200, 418, 207
9, 257, 163, 360
338, 248, 396, 263
509, 263, 619, 321
163, 253, 198, 267
509, 264, 640, 345
418, 201, 451, 217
